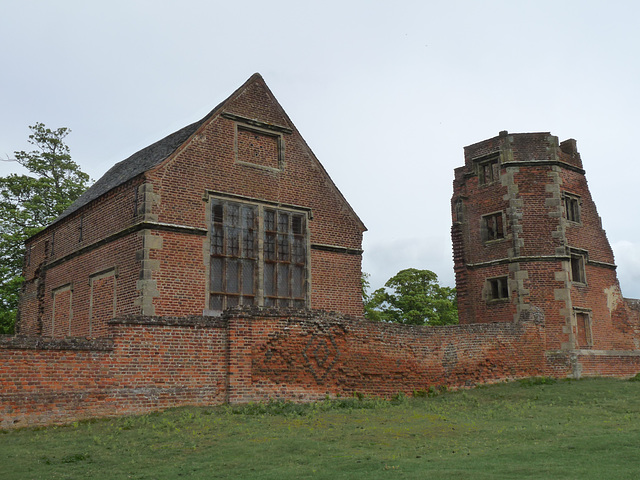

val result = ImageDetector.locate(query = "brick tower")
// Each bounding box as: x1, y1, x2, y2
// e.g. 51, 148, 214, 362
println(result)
451, 131, 636, 352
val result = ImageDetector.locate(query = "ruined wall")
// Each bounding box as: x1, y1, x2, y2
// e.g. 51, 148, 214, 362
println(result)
4, 310, 640, 430
1, 316, 227, 429
451, 131, 637, 354
19, 177, 145, 335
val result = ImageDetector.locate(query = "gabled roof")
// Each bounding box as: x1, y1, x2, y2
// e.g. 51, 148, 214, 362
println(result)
54, 73, 366, 232
56, 75, 259, 222
57, 119, 206, 221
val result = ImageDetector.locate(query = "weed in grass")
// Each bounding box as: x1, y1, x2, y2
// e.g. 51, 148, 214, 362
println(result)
628, 372, 640, 382
518, 376, 558, 386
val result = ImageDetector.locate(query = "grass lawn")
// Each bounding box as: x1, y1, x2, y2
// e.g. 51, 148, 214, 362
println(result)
1, 377, 639, 479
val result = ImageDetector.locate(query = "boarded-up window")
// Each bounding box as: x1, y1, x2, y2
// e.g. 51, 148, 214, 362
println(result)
575, 311, 593, 348
237, 127, 281, 169
52, 284, 72, 338
89, 269, 117, 337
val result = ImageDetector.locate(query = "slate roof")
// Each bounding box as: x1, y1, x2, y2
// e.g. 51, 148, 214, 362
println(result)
50, 73, 366, 233
54, 75, 249, 223
56, 119, 206, 222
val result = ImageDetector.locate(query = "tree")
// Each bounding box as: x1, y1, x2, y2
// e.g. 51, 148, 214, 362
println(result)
363, 268, 458, 325
0, 123, 90, 333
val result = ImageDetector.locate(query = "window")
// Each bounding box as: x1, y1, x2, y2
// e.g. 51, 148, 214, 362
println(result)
575, 310, 593, 348
209, 198, 307, 312
486, 276, 509, 301
570, 252, 587, 284
454, 198, 464, 223
236, 126, 283, 170
51, 283, 73, 338
263, 208, 307, 308
482, 212, 504, 242
563, 193, 581, 223
477, 156, 499, 185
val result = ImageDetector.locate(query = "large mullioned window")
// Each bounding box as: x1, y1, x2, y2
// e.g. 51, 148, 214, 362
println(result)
209, 198, 307, 312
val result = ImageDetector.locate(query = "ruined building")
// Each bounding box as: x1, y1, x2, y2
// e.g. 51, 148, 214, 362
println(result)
17, 73, 366, 337
452, 131, 640, 357
3, 81, 640, 429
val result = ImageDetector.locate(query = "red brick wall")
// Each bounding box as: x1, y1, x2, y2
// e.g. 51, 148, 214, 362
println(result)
3, 311, 640, 429
248, 311, 548, 401
20, 233, 142, 337
19, 177, 145, 335
1, 316, 227, 429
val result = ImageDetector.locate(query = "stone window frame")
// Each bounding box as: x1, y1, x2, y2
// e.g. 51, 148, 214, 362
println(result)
474, 153, 500, 186
569, 248, 588, 285
563, 192, 582, 224
485, 275, 509, 302
205, 193, 311, 314
481, 211, 505, 243
88, 267, 118, 336
234, 123, 285, 173
573, 307, 594, 348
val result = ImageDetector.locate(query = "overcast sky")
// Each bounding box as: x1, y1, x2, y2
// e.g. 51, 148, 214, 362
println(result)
2, 0, 639, 298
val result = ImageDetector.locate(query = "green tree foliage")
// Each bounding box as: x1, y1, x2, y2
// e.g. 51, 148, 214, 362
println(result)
0, 123, 90, 333
363, 268, 457, 325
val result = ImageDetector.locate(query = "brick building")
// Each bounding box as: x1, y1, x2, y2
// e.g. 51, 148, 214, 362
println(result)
451, 131, 640, 353
17, 73, 366, 337
4, 125, 640, 429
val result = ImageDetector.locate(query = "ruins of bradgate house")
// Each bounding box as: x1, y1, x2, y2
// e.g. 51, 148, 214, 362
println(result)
451, 131, 640, 375
3, 80, 640, 429
17, 73, 366, 338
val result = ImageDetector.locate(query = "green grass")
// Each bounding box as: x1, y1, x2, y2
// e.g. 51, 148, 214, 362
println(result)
2, 378, 640, 479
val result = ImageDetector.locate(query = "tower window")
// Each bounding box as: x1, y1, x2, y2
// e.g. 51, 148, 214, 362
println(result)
570, 252, 587, 284
482, 212, 505, 242
477, 156, 500, 185
563, 193, 581, 223
486, 276, 509, 301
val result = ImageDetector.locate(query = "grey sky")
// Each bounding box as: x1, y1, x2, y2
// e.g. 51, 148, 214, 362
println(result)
2, 0, 639, 297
